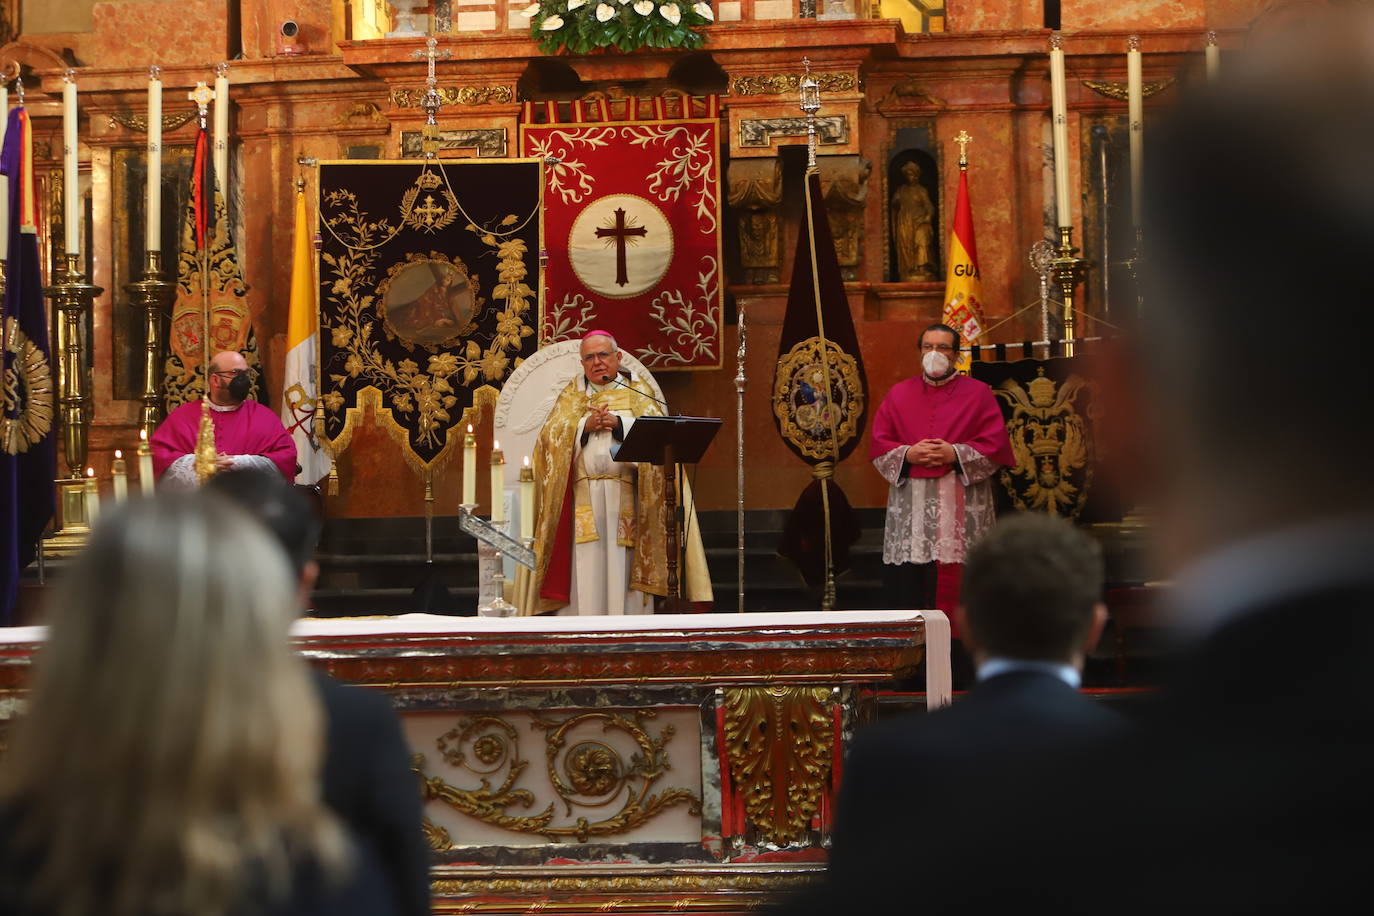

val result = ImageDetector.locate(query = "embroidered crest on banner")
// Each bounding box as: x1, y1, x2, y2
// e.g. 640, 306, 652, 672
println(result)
772, 336, 865, 461
995, 368, 1094, 518
1, 317, 54, 455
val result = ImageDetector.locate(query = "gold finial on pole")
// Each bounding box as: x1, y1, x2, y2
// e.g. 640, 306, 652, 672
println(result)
953, 130, 972, 169
799, 57, 821, 171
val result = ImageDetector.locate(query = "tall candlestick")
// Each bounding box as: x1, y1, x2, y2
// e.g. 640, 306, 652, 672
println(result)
213, 62, 229, 194
112, 449, 128, 503
519, 457, 535, 541
137, 429, 154, 496
490, 440, 505, 522
146, 66, 162, 253
84, 466, 99, 526
1205, 31, 1220, 83
0, 83, 8, 259
1127, 36, 1144, 229
1049, 33, 1072, 229
62, 70, 79, 258
462, 424, 477, 505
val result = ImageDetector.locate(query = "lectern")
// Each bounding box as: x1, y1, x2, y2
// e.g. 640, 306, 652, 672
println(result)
616, 415, 721, 609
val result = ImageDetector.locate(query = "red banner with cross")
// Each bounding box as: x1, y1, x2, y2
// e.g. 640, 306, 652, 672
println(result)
521, 101, 723, 370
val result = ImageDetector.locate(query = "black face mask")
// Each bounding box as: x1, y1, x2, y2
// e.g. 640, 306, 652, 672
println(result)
226, 373, 253, 402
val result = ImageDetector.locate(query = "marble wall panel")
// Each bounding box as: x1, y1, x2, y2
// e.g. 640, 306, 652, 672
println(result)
1067, 0, 1197, 30
240, 0, 335, 59
946, 0, 1041, 32
88, 0, 229, 69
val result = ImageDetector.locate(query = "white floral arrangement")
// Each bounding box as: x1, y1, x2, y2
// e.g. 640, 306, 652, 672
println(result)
520, 0, 714, 55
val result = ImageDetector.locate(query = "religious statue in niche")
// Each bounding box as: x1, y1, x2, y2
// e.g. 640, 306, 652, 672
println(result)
891, 159, 937, 281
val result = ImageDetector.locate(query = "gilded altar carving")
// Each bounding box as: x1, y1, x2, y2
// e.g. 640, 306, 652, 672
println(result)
726, 158, 783, 285
723, 687, 835, 847
415, 710, 702, 845
1081, 77, 1176, 102
995, 368, 1094, 519
391, 85, 515, 108
429, 869, 817, 897
730, 72, 860, 97
817, 155, 871, 278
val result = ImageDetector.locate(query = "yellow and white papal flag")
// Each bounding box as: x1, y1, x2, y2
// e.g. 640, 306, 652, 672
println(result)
280, 185, 330, 485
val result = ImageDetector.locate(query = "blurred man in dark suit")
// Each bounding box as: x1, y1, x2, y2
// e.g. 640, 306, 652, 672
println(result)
825, 513, 1123, 888
802, 18, 1374, 916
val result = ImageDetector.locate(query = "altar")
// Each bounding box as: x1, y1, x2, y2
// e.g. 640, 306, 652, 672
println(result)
0, 610, 947, 914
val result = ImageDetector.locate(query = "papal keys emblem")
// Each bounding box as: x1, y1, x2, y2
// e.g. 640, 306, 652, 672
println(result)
995, 368, 1094, 519
772, 336, 865, 461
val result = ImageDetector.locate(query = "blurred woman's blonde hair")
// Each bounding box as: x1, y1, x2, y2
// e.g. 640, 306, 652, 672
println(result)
0, 494, 346, 916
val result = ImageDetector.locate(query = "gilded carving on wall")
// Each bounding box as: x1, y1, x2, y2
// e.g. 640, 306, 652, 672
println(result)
817, 155, 872, 278
726, 158, 783, 285
413, 710, 702, 845
391, 85, 515, 108
730, 72, 860, 97
723, 687, 835, 847
107, 110, 199, 135
1081, 77, 1176, 102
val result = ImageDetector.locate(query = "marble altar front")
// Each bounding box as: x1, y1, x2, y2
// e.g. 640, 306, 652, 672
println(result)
0, 609, 947, 914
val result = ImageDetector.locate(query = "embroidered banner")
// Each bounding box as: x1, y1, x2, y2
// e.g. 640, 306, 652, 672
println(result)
317, 159, 542, 470
521, 116, 723, 370
970, 354, 1122, 523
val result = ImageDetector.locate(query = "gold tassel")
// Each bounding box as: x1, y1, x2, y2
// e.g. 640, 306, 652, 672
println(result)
327, 459, 339, 496
193, 398, 219, 484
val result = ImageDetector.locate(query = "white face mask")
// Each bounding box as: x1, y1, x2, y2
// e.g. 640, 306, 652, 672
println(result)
922, 349, 952, 379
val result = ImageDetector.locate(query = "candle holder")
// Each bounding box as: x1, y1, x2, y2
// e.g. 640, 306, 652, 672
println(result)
126, 249, 175, 439
44, 252, 103, 557
1050, 226, 1091, 357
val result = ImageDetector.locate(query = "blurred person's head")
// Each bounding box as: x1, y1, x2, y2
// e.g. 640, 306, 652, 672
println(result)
0, 494, 345, 916
205, 469, 322, 607
1140, 20, 1374, 563
958, 513, 1107, 668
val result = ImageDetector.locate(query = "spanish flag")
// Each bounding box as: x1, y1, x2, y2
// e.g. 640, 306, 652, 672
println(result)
941, 145, 987, 373
279, 185, 330, 485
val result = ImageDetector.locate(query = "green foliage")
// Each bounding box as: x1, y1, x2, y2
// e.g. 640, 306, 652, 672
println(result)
522, 1, 713, 56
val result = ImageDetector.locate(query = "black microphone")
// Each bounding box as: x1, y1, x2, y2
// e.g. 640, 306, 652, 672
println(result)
609, 374, 673, 414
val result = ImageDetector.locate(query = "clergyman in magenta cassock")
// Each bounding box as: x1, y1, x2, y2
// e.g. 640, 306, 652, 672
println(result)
870, 325, 1015, 615
151, 351, 296, 486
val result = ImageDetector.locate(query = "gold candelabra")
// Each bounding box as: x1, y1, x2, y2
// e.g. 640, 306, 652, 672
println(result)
125, 249, 175, 438
45, 252, 104, 553
1050, 226, 1090, 357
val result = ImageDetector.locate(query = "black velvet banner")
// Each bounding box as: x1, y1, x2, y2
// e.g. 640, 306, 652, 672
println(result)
970, 355, 1122, 524
318, 160, 541, 470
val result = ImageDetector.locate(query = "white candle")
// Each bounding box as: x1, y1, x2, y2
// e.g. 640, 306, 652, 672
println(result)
1205, 31, 1220, 83
490, 441, 505, 523
213, 62, 229, 195
1127, 36, 1144, 229
1049, 34, 1072, 229
138, 429, 155, 495
520, 456, 535, 541
84, 467, 100, 526
146, 67, 162, 253
62, 71, 79, 258
112, 450, 128, 504
0, 84, 8, 260
462, 424, 476, 505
